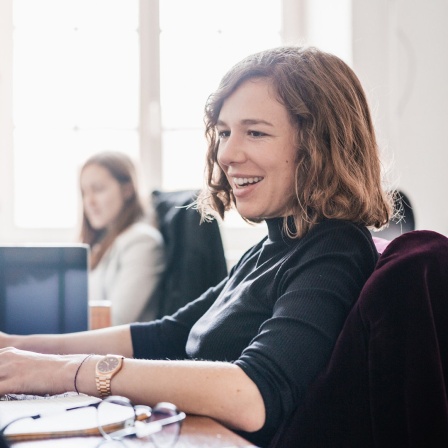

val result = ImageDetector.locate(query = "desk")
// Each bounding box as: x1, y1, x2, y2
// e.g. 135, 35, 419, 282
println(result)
8, 415, 256, 447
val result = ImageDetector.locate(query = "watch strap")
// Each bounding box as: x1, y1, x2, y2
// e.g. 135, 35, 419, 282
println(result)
96, 375, 113, 398
95, 355, 124, 398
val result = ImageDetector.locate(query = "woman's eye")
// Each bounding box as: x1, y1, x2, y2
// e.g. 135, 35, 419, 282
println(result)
218, 130, 230, 139
248, 130, 266, 137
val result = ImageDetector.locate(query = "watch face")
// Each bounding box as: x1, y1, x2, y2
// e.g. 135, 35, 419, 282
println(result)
98, 356, 121, 373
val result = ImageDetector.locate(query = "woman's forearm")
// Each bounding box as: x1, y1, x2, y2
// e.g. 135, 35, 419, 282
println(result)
2, 325, 133, 357
76, 357, 266, 433
0, 320, 265, 432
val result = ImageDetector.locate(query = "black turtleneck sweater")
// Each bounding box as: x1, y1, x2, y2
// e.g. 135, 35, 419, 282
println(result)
131, 218, 378, 447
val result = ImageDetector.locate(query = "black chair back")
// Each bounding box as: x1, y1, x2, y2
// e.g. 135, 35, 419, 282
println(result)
151, 190, 228, 318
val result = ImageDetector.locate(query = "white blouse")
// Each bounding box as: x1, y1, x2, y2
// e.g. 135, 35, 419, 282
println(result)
89, 221, 165, 325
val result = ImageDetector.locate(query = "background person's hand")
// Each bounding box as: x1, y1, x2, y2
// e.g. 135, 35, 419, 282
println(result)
0, 332, 14, 349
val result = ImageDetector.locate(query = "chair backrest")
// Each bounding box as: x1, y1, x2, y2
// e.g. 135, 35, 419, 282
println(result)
269, 230, 448, 448
371, 190, 415, 240
151, 190, 228, 318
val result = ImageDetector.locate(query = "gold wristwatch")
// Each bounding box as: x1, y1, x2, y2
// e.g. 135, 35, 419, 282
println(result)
95, 354, 124, 398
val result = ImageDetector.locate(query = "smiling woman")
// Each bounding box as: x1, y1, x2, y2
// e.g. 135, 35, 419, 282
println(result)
0, 46, 392, 448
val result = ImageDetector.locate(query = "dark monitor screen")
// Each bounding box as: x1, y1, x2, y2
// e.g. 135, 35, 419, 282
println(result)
0, 245, 89, 335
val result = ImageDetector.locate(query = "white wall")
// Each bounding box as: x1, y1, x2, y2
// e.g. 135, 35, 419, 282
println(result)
352, 0, 448, 234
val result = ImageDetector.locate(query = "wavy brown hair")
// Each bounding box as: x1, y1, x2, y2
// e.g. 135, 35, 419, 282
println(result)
197, 46, 393, 237
79, 151, 145, 269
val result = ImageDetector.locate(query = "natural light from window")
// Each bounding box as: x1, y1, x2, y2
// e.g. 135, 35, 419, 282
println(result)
12, 0, 139, 229
8, 0, 357, 250
159, 0, 282, 191
11, 0, 281, 232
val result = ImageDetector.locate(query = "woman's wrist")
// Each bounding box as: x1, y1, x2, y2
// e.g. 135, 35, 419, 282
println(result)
74, 354, 94, 394
72, 354, 102, 397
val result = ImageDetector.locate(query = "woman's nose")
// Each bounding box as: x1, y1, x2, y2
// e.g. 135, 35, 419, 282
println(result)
217, 135, 246, 167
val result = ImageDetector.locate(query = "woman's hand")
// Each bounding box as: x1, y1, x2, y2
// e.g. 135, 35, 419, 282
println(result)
0, 347, 83, 396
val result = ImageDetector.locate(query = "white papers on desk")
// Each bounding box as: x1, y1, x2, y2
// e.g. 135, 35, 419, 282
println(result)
0, 394, 102, 436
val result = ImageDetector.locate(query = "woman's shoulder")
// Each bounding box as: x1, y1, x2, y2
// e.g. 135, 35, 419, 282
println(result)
304, 219, 377, 259
308, 218, 373, 240
117, 221, 164, 246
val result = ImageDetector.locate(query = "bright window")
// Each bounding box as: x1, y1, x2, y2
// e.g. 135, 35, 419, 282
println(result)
0, 0, 351, 247
159, 0, 281, 191
12, 0, 139, 230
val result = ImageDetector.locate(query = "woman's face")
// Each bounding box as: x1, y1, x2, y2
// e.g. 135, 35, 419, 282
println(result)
217, 78, 297, 220
80, 164, 128, 230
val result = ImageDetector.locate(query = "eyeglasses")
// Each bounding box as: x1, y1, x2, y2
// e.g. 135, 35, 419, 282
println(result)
97, 396, 185, 447
0, 395, 186, 448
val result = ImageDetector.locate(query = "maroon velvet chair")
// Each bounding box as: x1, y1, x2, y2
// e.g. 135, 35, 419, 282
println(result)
269, 230, 448, 448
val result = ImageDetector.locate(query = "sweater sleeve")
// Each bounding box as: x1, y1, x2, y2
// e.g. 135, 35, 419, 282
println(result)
234, 221, 377, 442
129, 241, 263, 359
130, 276, 228, 359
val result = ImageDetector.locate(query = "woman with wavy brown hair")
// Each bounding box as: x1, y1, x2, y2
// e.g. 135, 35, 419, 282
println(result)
198, 45, 391, 235
0, 46, 392, 448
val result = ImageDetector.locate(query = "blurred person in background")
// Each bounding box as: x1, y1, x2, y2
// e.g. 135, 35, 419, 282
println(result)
79, 151, 165, 325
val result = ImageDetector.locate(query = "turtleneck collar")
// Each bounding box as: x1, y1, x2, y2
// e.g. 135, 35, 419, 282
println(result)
265, 217, 296, 243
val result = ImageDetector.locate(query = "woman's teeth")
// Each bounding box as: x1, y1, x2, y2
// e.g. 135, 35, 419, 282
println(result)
233, 177, 263, 187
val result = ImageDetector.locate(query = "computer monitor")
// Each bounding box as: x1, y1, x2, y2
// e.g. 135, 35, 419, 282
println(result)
0, 245, 89, 335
